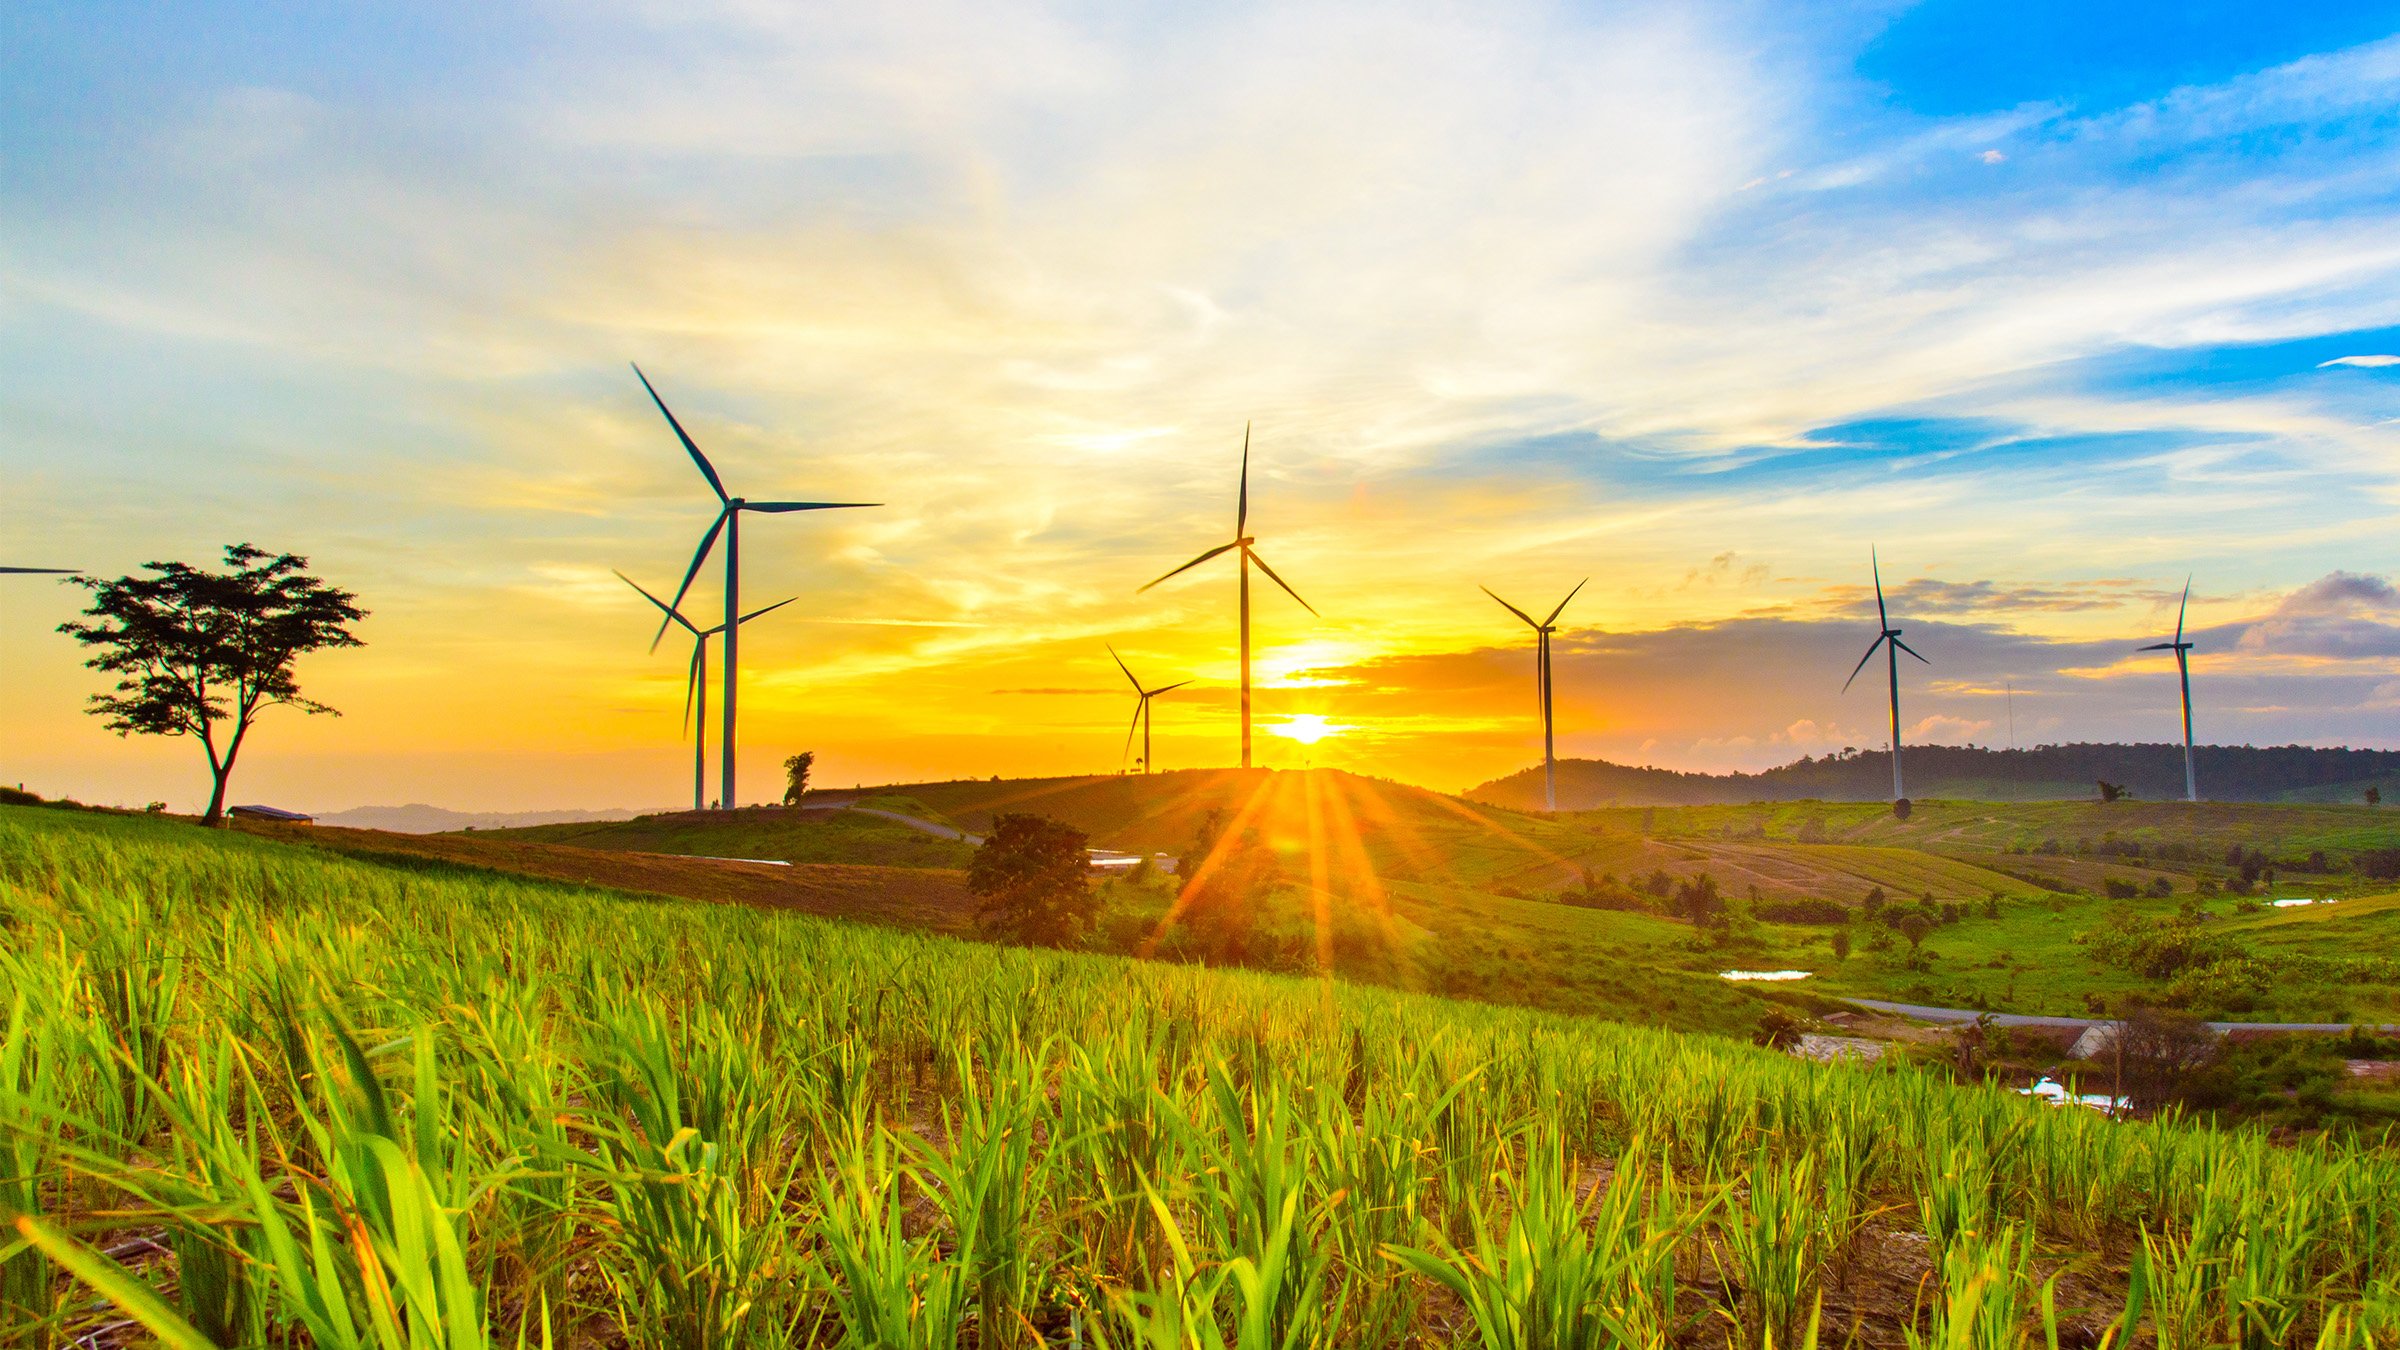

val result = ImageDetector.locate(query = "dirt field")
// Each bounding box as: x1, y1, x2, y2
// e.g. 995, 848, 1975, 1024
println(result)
233, 820, 978, 933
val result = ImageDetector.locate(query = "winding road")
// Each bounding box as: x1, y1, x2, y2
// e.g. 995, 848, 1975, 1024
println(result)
1842, 997, 2399, 1036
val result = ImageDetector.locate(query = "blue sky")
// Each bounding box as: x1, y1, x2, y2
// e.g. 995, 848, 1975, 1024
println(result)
3, 1, 2398, 807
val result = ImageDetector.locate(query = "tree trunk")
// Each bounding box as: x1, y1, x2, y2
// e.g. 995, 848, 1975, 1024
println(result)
201, 721, 249, 828
202, 768, 231, 827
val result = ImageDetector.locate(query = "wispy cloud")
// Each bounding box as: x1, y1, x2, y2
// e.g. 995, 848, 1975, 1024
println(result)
4, 2, 2400, 806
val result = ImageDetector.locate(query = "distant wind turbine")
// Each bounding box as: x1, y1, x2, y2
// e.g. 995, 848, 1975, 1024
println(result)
637, 365, 878, 810
1139, 425, 1316, 768
1108, 647, 1191, 775
1482, 579, 1587, 812
618, 571, 794, 812
2138, 577, 2199, 803
1842, 550, 1929, 802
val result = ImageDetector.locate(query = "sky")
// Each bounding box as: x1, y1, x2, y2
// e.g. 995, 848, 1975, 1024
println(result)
4, 0, 2400, 812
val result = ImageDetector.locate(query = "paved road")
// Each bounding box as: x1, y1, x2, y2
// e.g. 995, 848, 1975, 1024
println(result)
1843, 997, 2399, 1036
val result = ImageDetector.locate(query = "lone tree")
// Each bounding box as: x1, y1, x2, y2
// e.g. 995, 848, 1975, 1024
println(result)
969, 814, 1096, 947
782, 751, 815, 806
59, 544, 364, 826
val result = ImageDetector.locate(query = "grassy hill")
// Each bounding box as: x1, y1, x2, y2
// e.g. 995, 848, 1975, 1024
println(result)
467, 801, 976, 869
1472, 743, 2400, 810
379, 770, 2400, 1026
2, 803, 2394, 1346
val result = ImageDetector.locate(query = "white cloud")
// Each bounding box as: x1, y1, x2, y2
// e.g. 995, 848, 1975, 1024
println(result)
2319, 354, 2400, 367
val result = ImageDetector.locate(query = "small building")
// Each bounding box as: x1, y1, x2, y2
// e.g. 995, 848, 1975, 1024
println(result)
228, 804, 314, 825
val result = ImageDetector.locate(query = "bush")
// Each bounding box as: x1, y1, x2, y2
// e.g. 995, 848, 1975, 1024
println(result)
969, 814, 1097, 948
1891, 797, 1913, 820
1753, 1008, 1810, 1050
1754, 898, 1848, 925
2110, 1005, 2222, 1109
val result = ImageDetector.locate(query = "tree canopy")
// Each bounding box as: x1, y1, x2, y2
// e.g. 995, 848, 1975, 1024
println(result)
968, 813, 1095, 948
59, 544, 364, 824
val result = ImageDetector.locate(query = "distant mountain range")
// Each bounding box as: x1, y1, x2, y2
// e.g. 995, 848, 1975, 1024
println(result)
1467, 743, 2400, 811
312, 804, 661, 834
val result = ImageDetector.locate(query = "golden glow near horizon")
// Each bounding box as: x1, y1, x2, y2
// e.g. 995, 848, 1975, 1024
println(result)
1269, 714, 1345, 746
4, 5, 2399, 814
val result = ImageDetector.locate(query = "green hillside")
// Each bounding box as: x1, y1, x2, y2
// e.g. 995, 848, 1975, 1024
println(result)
470, 800, 975, 869
442, 770, 2400, 1024
3, 802, 2395, 1346
1470, 744, 2400, 810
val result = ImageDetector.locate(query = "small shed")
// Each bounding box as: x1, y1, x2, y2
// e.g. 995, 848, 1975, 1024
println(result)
229, 804, 315, 825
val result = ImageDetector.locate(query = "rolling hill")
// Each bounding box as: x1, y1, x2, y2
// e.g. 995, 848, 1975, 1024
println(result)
1470, 743, 2400, 810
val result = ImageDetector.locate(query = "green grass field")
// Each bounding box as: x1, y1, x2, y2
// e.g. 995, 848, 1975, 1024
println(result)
415, 774, 2400, 1028
471, 801, 975, 869
2, 804, 2396, 1346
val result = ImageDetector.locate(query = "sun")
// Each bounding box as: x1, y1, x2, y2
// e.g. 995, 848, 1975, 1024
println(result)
1268, 713, 1344, 746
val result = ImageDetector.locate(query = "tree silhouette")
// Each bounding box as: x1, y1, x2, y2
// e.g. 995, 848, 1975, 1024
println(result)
782, 751, 815, 805
968, 814, 1095, 947
59, 544, 364, 825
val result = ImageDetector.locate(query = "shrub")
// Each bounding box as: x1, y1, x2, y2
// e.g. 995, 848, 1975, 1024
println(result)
1754, 898, 1848, 925
1891, 797, 1913, 820
969, 814, 1097, 948
1753, 1008, 1809, 1049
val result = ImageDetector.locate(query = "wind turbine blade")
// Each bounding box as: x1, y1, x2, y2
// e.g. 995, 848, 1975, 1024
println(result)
2176, 576, 2191, 645
1480, 585, 1541, 629
1139, 540, 1240, 592
1893, 637, 1930, 665
1236, 422, 1251, 538
2137, 642, 2177, 652
1541, 577, 1590, 628
1246, 548, 1317, 616
744, 500, 880, 513
1125, 699, 1144, 761
1148, 679, 1194, 697
1842, 635, 1887, 692
616, 570, 701, 636
737, 596, 797, 625
1872, 548, 1889, 631
654, 509, 728, 652
683, 643, 702, 737
632, 364, 729, 504
1107, 644, 1143, 693
0, 567, 78, 574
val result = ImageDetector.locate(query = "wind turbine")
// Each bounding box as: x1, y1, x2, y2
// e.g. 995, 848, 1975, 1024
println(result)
1108, 646, 1191, 775
1481, 579, 1587, 813
637, 365, 877, 810
618, 572, 794, 812
2138, 577, 2199, 803
1139, 425, 1316, 769
1842, 550, 1929, 802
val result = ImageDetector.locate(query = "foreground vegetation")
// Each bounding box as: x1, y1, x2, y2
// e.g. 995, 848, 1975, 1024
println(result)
2, 806, 2396, 1347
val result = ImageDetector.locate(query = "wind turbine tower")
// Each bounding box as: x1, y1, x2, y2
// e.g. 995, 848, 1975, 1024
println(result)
2138, 577, 2200, 803
1140, 425, 1316, 768
619, 571, 793, 812
637, 365, 877, 809
1481, 579, 1587, 812
1107, 646, 1191, 774
1843, 550, 1930, 802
